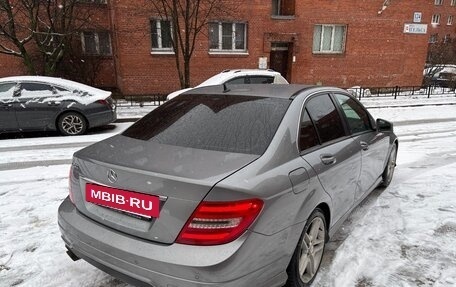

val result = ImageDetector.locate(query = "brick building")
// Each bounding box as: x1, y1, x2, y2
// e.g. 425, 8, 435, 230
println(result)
428, 0, 456, 43
0, 0, 445, 95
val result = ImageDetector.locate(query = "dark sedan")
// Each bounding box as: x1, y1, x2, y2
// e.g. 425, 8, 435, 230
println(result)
0, 76, 116, 136
58, 84, 398, 287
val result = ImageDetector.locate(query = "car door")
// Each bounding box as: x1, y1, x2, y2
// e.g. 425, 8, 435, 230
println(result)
0, 82, 19, 132
14, 82, 63, 130
300, 93, 361, 224
334, 93, 390, 200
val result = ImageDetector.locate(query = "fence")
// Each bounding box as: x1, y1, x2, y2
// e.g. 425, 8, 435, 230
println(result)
114, 94, 166, 107
113, 85, 456, 106
349, 85, 456, 101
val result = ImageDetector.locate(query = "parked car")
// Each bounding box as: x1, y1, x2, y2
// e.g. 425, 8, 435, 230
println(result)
58, 84, 398, 287
166, 69, 289, 100
423, 65, 456, 88
0, 76, 116, 136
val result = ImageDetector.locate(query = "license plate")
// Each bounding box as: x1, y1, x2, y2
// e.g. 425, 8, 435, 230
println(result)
85, 183, 160, 218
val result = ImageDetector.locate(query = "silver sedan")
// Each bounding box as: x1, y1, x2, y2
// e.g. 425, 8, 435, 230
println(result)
58, 84, 398, 286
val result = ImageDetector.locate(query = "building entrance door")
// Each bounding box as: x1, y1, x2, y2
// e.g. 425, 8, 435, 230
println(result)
270, 42, 290, 81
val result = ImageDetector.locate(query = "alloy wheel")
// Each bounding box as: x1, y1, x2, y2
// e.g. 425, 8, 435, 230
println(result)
61, 114, 84, 135
299, 216, 326, 283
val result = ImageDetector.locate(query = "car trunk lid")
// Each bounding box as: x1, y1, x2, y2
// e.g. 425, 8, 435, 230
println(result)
71, 134, 259, 244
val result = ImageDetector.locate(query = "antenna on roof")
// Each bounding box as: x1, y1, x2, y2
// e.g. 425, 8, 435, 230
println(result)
223, 83, 230, 93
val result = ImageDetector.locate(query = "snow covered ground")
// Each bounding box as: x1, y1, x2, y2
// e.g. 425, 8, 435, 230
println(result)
1, 99, 456, 287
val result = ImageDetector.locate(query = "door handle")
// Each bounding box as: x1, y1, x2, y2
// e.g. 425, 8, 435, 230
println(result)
1, 103, 13, 108
360, 141, 369, 151
320, 154, 337, 165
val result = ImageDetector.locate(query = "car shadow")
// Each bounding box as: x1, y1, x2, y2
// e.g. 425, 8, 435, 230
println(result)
0, 124, 117, 140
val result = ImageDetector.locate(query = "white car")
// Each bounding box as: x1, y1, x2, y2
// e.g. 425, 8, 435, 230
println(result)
166, 69, 289, 100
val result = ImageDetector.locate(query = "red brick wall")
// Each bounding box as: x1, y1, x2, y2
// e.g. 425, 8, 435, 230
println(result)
429, 0, 456, 41
110, 0, 434, 95
1, 0, 438, 94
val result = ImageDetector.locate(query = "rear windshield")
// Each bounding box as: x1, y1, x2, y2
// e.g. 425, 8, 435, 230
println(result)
123, 94, 290, 155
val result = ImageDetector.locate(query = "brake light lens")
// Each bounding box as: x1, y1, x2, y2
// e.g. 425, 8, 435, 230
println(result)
97, 99, 109, 106
69, 166, 75, 204
176, 199, 264, 246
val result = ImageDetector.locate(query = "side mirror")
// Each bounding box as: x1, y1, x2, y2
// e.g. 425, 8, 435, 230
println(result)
376, 118, 393, 132
13, 89, 21, 97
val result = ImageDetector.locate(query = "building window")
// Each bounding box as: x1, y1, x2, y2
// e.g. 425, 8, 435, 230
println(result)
81, 31, 112, 56
151, 19, 173, 52
313, 24, 346, 54
209, 22, 247, 52
448, 15, 454, 25
272, 0, 295, 16
432, 14, 441, 24
452, 0, 456, 6
429, 33, 438, 43
435, 0, 444, 5
444, 34, 451, 43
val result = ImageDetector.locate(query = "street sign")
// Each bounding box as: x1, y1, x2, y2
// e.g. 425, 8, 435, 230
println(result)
413, 12, 422, 23
404, 23, 427, 34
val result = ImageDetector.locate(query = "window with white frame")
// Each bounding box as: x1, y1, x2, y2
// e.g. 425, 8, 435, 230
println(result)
432, 14, 441, 24
452, 0, 456, 6
313, 24, 346, 54
429, 33, 438, 43
435, 0, 444, 5
151, 19, 173, 52
448, 15, 454, 25
209, 22, 247, 52
444, 34, 451, 43
81, 31, 112, 56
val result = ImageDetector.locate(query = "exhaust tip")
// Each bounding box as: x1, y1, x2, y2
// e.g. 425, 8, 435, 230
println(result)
65, 247, 80, 261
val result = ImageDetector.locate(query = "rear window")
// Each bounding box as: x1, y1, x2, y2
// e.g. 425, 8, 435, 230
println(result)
123, 94, 290, 155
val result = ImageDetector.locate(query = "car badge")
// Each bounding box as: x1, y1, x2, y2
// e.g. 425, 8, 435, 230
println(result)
107, 169, 118, 183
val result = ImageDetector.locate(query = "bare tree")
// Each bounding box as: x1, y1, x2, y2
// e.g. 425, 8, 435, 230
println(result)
425, 40, 456, 79
149, 0, 231, 88
0, 0, 91, 76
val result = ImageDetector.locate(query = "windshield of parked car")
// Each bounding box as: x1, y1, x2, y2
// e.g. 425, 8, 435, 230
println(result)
123, 94, 291, 155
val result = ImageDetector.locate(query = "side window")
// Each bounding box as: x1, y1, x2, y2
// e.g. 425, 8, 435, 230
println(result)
249, 76, 274, 84
335, 94, 372, 134
225, 77, 247, 85
0, 83, 16, 99
20, 83, 53, 98
299, 108, 319, 151
306, 94, 346, 143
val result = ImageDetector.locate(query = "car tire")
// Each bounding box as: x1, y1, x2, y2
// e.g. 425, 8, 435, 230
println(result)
380, 143, 397, 187
286, 208, 327, 287
58, 112, 87, 136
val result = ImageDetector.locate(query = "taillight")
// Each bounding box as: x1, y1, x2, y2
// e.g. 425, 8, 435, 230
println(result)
176, 199, 263, 246
97, 99, 109, 106
69, 166, 75, 204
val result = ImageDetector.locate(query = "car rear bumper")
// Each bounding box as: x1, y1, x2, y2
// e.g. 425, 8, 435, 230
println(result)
86, 109, 117, 128
58, 197, 291, 287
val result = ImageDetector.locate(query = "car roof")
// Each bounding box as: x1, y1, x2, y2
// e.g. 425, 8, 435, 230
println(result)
182, 84, 349, 99
197, 69, 282, 87
0, 76, 111, 96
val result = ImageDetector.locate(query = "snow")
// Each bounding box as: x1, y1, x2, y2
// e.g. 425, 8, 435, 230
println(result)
1, 99, 456, 287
